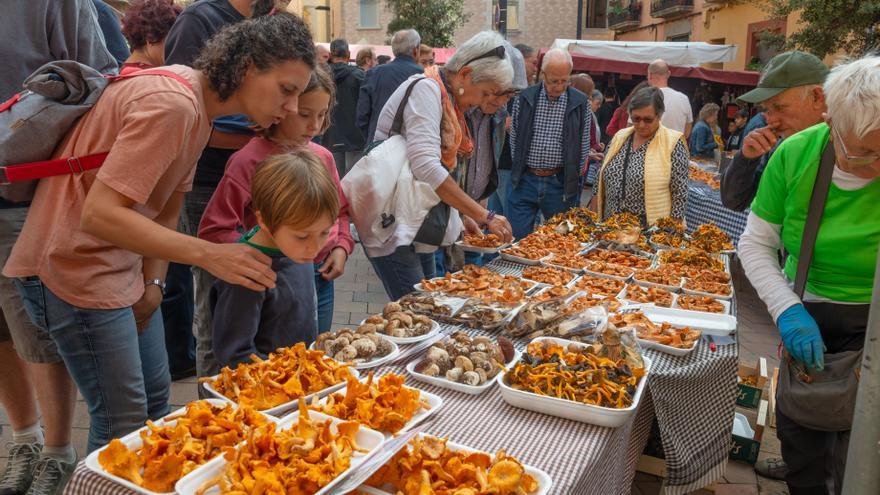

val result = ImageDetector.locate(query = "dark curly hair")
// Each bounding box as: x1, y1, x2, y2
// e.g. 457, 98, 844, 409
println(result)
194, 12, 315, 101
121, 0, 182, 50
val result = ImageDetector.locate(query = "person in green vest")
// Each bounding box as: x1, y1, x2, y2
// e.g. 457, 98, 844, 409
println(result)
738, 55, 880, 495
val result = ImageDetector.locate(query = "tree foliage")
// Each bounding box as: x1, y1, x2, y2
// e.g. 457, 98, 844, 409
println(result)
386, 0, 472, 48
757, 0, 880, 58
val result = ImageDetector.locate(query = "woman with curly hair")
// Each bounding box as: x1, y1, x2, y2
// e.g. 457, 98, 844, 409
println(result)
119, 0, 182, 75
4, 12, 315, 453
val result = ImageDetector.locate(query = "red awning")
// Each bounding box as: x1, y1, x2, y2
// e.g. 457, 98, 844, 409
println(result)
540, 50, 760, 87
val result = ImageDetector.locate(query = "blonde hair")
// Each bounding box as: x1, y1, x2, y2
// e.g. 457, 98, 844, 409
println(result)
251, 150, 340, 232
256, 64, 336, 139
356, 47, 375, 67
698, 103, 720, 122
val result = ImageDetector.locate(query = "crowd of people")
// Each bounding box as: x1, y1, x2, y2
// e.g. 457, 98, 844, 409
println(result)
0, 1, 877, 495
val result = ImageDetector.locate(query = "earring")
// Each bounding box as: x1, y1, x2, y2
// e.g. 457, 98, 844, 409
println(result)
458, 87, 465, 96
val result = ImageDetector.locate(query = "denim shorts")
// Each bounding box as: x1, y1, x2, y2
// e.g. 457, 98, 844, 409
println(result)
0, 208, 61, 363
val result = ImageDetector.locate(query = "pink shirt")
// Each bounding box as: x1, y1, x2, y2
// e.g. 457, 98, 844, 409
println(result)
198, 137, 354, 263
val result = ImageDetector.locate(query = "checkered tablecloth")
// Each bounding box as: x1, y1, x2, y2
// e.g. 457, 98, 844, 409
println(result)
64, 259, 738, 495
686, 180, 749, 247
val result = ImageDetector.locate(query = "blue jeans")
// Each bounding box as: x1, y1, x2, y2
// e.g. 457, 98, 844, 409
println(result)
507, 171, 578, 239
313, 263, 334, 332
367, 245, 437, 300
433, 250, 484, 275
488, 169, 512, 217
161, 262, 195, 376
15, 278, 171, 453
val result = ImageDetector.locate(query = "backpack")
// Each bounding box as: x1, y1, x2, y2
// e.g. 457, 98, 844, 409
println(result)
0, 60, 192, 202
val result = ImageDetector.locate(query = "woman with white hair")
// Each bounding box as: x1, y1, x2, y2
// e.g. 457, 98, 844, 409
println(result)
738, 55, 880, 495
357, 31, 515, 299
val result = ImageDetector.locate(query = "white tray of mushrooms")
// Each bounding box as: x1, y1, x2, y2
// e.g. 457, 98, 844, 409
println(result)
360, 301, 442, 344
406, 332, 519, 395
312, 328, 400, 370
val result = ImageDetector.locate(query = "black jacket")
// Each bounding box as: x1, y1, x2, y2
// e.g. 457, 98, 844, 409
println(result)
356, 54, 424, 146
324, 62, 365, 152
511, 85, 590, 200
720, 147, 774, 211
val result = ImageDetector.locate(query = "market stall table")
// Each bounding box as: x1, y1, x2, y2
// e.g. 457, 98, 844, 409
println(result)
64, 259, 738, 495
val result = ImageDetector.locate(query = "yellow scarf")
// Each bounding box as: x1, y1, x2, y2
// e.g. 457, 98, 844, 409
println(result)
596, 125, 684, 225
423, 65, 472, 171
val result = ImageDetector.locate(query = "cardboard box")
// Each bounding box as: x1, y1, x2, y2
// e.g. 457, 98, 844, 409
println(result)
736, 357, 768, 408
730, 400, 768, 464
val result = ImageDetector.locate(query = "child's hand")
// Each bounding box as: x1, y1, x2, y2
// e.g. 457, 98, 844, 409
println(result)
202, 243, 277, 291
319, 247, 348, 281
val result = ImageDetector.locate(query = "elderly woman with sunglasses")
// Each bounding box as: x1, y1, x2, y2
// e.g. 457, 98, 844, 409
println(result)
594, 86, 689, 226
738, 56, 880, 495
361, 31, 515, 300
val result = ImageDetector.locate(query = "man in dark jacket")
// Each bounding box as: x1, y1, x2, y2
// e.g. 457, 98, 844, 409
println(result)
323, 38, 365, 177
355, 29, 423, 146
720, 51, 828, 212
508, 48, 590, 239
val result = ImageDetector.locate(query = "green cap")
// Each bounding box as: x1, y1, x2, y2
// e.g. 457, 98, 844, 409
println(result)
738, 51, 829, 104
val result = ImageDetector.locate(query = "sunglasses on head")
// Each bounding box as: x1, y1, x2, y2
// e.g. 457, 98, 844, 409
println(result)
463, 45, 505, 67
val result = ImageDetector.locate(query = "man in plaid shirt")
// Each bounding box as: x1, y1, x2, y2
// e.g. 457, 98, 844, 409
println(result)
508, 48, 591, 239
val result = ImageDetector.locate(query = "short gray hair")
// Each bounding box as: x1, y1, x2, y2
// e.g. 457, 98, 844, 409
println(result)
591, 90, 604, 102
391, 29, 420, 57
629, 86, 665, 115
541, 48, 572, 72
824, 55, 880, 140
445, 31, 513, 87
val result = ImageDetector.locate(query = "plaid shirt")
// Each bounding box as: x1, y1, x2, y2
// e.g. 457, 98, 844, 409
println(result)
512, 84, 568, 170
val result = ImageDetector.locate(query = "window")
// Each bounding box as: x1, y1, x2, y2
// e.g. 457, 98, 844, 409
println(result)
584, 0, 608, 29
359, 0, 379, 28
493, 0, 519, 32
507, 1, 519, 31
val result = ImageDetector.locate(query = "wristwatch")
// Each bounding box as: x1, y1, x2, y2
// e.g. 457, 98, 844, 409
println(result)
144, 279, 166, 294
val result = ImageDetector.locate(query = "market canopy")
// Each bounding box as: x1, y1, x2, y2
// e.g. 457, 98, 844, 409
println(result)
550, 39, 738, 66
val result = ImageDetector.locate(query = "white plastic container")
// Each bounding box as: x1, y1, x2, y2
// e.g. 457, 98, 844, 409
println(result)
681, 278, 734, 301
356, 434, 553, 495
497, 337, 651, 428
639, 306, 737, 336
85, 399, 264, 495
310, 339, 400, 370
175, 410, 385, 495
202, 367, 360, 417
406, 350, 520, 396
454, 240, 511, 254
635, 333, 699, 356
307, 376, 444, 437
500, 249, 549, 265
360, 318, 441, 345
616, 284, 676, 309
673, 295, 732, 315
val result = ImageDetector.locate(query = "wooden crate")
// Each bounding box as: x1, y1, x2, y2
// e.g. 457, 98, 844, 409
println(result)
768, 366, 778, 428
736, 357, 768, 408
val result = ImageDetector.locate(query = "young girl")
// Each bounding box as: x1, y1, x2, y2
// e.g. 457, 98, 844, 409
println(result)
211, 151, 339, 368
199, 66, 352, 340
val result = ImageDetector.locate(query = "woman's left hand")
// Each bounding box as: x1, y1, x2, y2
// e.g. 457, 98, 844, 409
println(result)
319, 247, 348, 281
486, 214, 513, 243
133, 284, 163, 334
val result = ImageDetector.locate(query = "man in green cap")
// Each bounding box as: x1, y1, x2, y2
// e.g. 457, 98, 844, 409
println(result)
720, 50, 829, 211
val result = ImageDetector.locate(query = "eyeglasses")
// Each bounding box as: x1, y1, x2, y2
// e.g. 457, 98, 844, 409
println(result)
631, 116, 656, 124
462, 45, 505, 67
832, 126, 880, 167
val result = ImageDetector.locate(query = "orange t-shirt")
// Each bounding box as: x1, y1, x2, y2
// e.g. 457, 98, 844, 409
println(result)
3, 65, 211, 309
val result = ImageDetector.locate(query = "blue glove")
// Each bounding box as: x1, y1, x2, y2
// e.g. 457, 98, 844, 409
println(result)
777, 304, 825, 370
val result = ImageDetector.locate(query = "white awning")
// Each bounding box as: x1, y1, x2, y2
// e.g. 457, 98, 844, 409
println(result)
550, 39, 737, 67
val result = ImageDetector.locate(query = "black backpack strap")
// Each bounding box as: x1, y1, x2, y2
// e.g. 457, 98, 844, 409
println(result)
793, 139, 837, 298
390, 77, 426, 136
